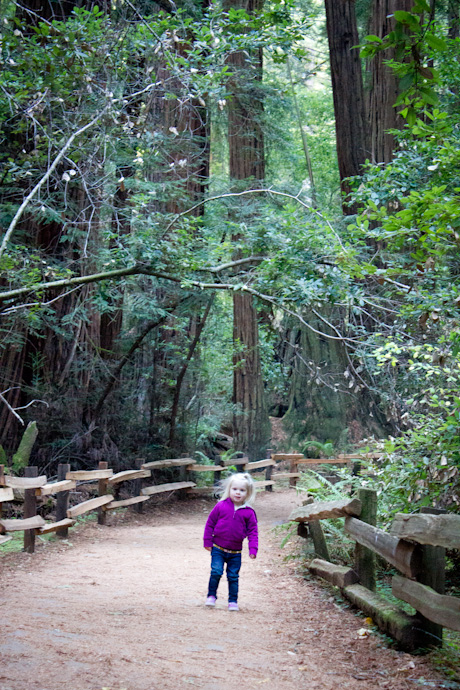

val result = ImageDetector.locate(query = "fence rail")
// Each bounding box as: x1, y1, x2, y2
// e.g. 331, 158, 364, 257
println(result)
290, 488, 460, 651
0, 450, 308, 552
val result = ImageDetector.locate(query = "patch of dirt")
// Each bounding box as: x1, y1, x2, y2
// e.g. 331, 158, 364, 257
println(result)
0, 490, 448, 690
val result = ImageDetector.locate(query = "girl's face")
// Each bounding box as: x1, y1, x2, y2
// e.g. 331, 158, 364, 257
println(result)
229, 479, 248, 506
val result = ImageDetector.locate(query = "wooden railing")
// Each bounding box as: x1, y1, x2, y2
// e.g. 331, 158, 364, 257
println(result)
0, 451, 305, 553
290, 488, 460, 651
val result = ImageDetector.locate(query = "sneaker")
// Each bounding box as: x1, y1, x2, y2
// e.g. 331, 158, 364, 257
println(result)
205, 596, 216, 607
228, 602, 239, 612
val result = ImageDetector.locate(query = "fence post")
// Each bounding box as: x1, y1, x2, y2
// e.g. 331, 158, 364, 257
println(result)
265, 448, 273, 492
56, 463, 70, 538
23, 466, 38, 553
289, 458, 297, 488
134, 458, 145, 513
416, 507, 445, 647
214, 456, 222, 489
355, 487, 377, 591
97, 461, 109, 525
309, 520, 330, 561
234, 451, 247, 472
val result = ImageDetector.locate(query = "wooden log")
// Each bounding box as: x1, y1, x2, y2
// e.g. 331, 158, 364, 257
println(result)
338, 452, 383, 460
108, 469, 151, 485
55, 463, 70, 538
343, 583, 427, 651
186, 486, 216, 495
309, 558, 359, 588
345, 516, 422, 579
294, 457, 351, 465
141, 458, 194, 470
4, 475, 47, 489
222, 456, 249, 467
272, 472, 301, 480
67, 495, 113, 518
0, 534, 12, 545
98, 461, 109, 526
390, 513, 460, 549
309, 520, 330, 561
141, 481, 196, 496
271, 453, 304, 461
0, 515, 46, 532
244, 459, 276, 471
37, 518, 76, 535
103, 495, 151, 510
187, 464, 225, 472
0, 487, 14, 502
354, 488, 377, 592
66, 469, 113, 481
37, 480, 76, 497
392, 575, 460, 633
24, 467, 38, 553
289, 498, 362, 522
253, 480, 275, 489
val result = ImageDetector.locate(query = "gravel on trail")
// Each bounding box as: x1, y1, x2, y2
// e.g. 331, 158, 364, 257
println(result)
0, 489, 447, 690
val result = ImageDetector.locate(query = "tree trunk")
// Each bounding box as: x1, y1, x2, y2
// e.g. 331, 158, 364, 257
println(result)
225, 0, 270, 460
365, 0, 413, 165
324, 0, 367, 213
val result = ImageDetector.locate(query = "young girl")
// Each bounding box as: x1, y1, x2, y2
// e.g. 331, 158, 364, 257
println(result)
203, 472, 258, 611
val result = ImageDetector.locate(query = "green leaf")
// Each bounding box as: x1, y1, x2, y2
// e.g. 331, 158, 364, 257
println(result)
425, 33, 448, 52
412, 0, 431, 12
364, 34, 383, 43
394, 10, 419, 25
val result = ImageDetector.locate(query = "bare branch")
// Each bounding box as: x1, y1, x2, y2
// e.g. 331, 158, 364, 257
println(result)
202, 256, 266, 273
0, 392, 25, 425
0, 267, 361, 346
164, 188, 350, 254
0, 106, 111, 261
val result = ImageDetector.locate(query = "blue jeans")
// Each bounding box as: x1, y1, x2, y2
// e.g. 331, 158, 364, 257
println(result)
207, 546, 242, 603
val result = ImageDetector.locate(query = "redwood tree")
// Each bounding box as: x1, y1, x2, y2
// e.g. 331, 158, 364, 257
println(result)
225, 0, 270, 459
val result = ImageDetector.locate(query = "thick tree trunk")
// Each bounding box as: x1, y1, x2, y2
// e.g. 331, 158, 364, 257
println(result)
282, 315, 389, 446
324, 0, 367, 213
365, 0, 412, 164
232, 292, 270, 459
225, 0, 270, 460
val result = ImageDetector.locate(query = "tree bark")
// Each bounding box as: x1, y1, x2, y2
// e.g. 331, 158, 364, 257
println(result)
365, 0, 412, 165
225, 0, 270, 460
324, 0, 367, 212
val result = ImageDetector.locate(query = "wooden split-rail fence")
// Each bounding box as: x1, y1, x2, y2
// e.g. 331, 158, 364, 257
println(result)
0, 449, 326, 553
290, 488, 460, 651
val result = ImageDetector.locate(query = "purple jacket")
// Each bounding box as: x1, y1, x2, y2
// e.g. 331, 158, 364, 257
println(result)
203, 497, 258, 556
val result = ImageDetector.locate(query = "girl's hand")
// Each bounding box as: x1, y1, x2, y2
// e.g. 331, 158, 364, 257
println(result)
249, 554, 256, 559
204, 546, 212, 551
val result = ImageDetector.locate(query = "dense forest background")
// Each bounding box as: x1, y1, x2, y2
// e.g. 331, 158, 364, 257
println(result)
1, 0, 459, 513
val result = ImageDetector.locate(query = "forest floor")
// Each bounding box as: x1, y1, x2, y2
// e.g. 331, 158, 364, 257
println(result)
0, 489, 453, 690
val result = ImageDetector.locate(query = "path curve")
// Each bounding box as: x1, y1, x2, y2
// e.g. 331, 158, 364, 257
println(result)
0, 490, 444, 689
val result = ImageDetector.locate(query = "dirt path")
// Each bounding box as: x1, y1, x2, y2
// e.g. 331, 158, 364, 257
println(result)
0, 490, 446, 690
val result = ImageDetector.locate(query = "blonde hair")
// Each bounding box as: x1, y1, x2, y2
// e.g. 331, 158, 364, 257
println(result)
218, 472, 256, 506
